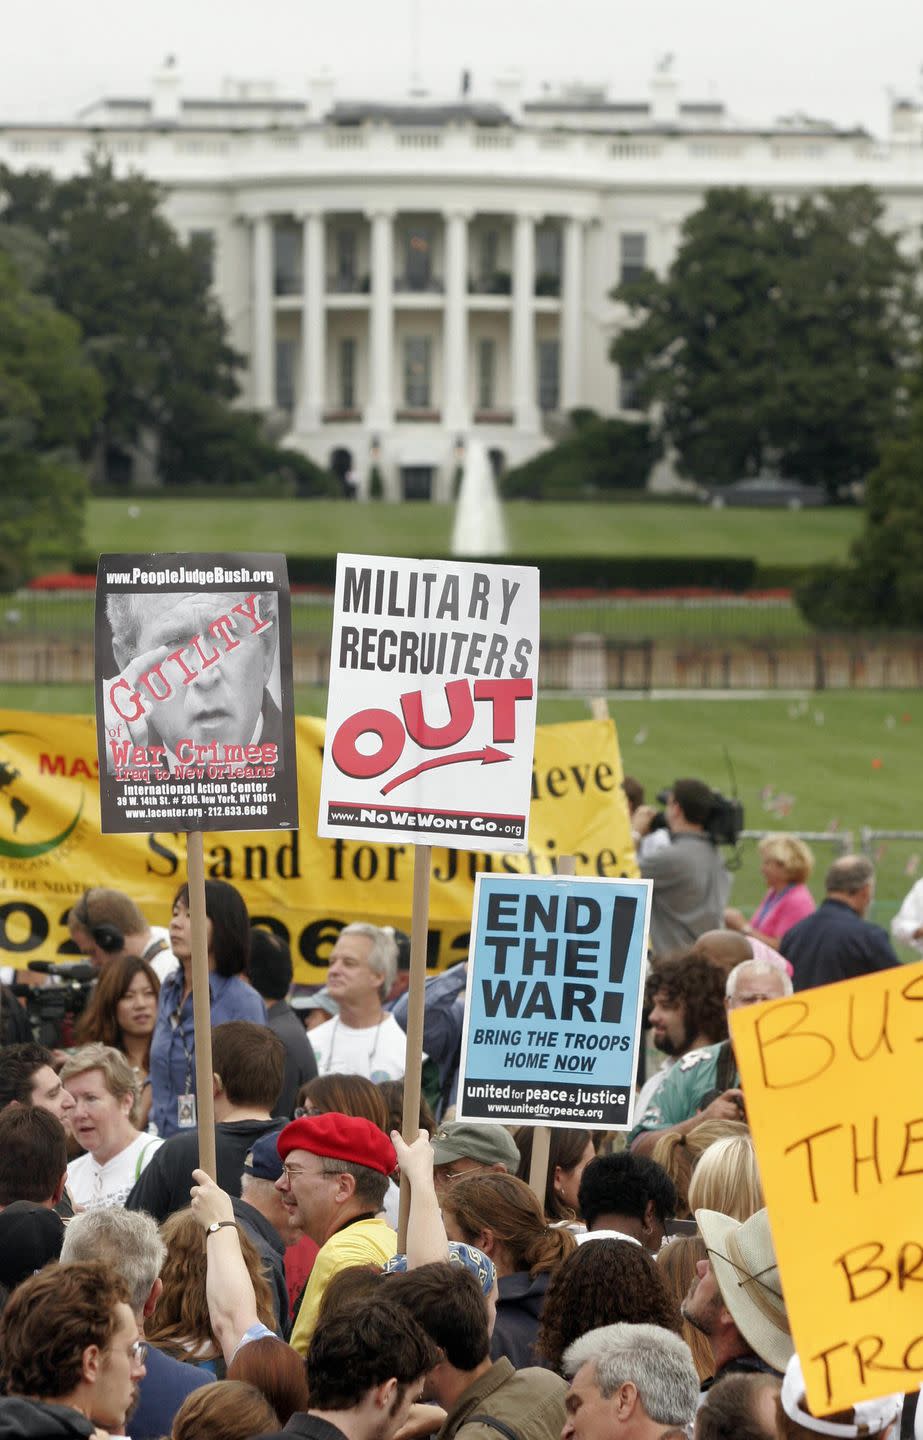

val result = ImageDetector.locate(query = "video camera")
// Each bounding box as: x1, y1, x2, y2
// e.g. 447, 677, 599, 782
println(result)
11, 960, 96, 1049
704, 791, 744, 847
656, 782, 744, 848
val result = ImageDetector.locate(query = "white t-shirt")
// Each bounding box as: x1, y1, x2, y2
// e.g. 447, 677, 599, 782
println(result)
67, 1131, 163, 1210
310, 1012, 408, 1082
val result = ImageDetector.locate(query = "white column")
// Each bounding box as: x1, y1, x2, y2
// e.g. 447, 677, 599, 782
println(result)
296, 211, 325, 431
512, 212, 539, 432
251, 214, 274, 410
444, 210, 470, 432
367, 209, 394, 429
561, 216, 583, 413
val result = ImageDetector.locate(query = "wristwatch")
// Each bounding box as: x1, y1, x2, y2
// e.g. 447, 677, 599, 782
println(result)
206, 1220, 237, 1235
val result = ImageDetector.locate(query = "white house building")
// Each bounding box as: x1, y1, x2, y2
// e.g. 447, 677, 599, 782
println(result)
3, 61, 923, 499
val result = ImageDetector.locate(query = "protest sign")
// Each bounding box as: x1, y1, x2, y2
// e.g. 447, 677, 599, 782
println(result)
731, 961, 923, 1414
0, 713, 636, 980
318, 554, 539, 851
456, 874, 651, 1128
94, 553, 298, 835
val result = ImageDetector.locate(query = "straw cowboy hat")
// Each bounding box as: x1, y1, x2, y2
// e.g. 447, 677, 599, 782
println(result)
695, 1206, 794, 1375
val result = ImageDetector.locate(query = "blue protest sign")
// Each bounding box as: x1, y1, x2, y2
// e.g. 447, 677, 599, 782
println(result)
456, 874, 651, 1129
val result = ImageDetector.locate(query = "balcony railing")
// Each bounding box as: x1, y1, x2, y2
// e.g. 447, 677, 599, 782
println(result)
327, 274, 371, 294
394, 275, 445, 293
468, 273, 512, 295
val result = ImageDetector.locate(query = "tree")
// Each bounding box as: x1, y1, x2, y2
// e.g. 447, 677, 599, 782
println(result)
612, 187, 916, 493
0, 157, 262, 487
797, 369, 923, 629
501, 413, 661, 499
0, 243, 103, 588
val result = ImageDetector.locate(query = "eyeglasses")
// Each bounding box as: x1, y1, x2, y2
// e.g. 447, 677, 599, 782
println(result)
129, 1340, 148, 1366
293, 1106, 320, 1119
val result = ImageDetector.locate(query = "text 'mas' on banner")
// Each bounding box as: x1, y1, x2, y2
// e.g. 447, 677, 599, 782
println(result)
731, 959, 923, 1415
318, 554, 540, 852
456, 874, 651, 1129
94, 553, 298, 835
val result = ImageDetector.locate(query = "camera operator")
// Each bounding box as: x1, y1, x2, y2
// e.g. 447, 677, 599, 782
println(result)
635, 778, 734, 961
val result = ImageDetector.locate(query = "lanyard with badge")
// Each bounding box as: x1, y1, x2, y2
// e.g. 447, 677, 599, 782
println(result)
169, 990, 197, 1128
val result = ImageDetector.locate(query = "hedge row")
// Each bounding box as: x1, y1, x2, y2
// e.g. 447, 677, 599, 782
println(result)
74, 552, 823, 594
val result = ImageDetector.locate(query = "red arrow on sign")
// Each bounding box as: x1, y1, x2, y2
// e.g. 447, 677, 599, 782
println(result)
381, 746, 512, 796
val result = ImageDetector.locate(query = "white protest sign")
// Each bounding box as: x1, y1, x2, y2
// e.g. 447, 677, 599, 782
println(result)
318, 555, 539, 852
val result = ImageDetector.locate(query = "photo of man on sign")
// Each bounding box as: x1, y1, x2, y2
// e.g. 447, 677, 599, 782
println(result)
94, 552, 298, 836
102, 589, 281, 777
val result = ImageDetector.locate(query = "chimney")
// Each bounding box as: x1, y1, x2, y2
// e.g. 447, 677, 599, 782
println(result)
494, 70, 522, 122
151, 55, 182, 125
650, 55, 679, 124
308, 70, 336, 120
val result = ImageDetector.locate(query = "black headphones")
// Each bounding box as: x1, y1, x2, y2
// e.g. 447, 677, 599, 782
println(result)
75, 892, 125, 955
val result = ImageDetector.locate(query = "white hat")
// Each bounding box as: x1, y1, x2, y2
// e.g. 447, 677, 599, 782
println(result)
781, 1354, 903, 1437
695, 1206, 793, 1374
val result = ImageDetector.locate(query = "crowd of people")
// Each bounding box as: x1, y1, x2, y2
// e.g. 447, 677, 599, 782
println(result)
0, 773, 918, 1440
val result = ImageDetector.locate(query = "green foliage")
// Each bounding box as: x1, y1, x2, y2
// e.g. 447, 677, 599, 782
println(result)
502, 417, 661, 499
612, 187, 916, 493
0, 156, 327, 493
0, 157, 238, 454
0, 247, 102, 588
278, 553, 757, 590
798, 372, 923, 629
158, 393, 336, 495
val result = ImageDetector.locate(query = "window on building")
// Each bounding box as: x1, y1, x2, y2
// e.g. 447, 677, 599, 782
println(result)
404, 336, 432, 408
536, 225, 562, 295
274, 224, 301, 295
538, 339, 560, 412
620, 232, 647, 286
275, 338, 296, 410
188, 228, 215, 285
339, 337, 357, 409
479, 228, 499, 282
405, 224, 433, 290
477, 338, 496, 410
336, 228, 357, 290
620, 367, 642, 412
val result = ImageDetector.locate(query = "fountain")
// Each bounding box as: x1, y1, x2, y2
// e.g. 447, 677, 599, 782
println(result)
450, 440, 508, 557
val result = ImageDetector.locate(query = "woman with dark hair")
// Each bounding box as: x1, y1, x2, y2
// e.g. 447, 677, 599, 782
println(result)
75, 955, 160, 1130
439, 1171, 575, 1368
377, 1079, 437, 1139
535, 1237, 681, 1374
513, 1126, 596, 1225
149, 880, 266, 1138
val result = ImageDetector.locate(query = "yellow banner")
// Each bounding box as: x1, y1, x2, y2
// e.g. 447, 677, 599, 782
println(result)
731, 962, 923, 1415
0, 712, 636, 982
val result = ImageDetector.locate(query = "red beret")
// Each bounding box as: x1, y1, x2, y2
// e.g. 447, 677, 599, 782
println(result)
277, 1113, 396, 1175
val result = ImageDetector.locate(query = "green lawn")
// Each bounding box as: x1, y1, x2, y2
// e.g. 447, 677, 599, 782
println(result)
83, 498, 861, 567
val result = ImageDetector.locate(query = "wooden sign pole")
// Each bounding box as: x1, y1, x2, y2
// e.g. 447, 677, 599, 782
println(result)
397, 843, 432, 1249
527, 854, 576, 1206
187, 830, 217, 1182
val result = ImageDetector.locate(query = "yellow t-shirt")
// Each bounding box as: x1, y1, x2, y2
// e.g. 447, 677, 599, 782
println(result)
289, 1216, 397, 1356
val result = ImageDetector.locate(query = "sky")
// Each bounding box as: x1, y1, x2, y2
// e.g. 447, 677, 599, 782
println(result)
4, 0, 922, 135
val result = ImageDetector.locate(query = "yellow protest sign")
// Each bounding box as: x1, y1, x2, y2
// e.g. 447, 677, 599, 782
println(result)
731, 961, 923, 1415
0, 711, 636, 982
